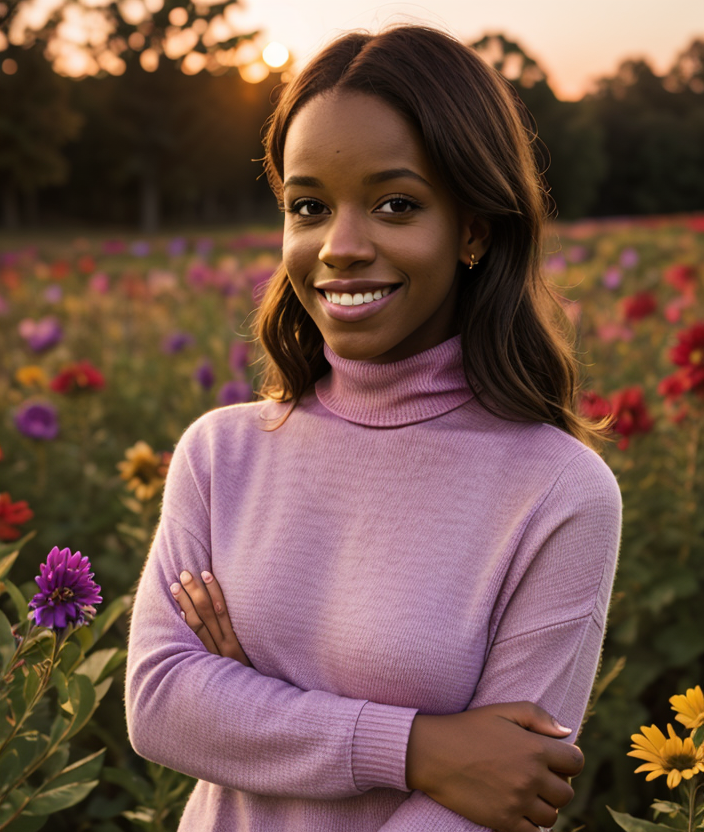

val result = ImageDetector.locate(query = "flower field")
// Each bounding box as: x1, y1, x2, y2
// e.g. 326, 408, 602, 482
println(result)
0, 216, 703, 830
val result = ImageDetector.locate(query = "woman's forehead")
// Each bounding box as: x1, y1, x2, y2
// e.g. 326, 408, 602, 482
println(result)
283, 90, 431, 181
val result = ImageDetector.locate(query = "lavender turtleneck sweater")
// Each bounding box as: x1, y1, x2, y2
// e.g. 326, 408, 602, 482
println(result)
126, 334, 622, 831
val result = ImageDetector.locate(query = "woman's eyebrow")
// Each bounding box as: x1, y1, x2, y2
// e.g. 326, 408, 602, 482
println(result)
283, 169, 432, 190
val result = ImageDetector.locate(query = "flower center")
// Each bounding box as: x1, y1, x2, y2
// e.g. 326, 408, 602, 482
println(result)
690, 349, 703, 365
666, 752, 697, 770
50, 587, 74, 603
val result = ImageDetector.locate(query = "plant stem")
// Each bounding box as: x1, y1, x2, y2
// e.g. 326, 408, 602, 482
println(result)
689, 778, 698, 832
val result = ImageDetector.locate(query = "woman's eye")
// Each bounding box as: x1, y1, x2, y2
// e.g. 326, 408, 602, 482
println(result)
290, 200, 327, 217
376, 197, 419, 214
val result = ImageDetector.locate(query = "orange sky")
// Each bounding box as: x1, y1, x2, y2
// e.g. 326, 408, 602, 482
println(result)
242, 0, 703, 99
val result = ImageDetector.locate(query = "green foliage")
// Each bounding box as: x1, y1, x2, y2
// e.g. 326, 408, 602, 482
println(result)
0, 538, 128, 830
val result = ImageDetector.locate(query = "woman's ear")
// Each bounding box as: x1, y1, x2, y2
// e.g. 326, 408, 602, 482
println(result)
459, 213, 492, 267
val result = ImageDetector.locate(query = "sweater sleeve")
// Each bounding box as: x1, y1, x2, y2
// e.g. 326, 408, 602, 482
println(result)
377, 448, 623, 831
124, 419, 417, 799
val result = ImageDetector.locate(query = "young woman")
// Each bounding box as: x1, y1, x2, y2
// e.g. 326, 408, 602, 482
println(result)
126, 24, 622, 832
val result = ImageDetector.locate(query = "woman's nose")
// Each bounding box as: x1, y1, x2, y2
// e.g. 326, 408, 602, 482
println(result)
318, 210, 375, 270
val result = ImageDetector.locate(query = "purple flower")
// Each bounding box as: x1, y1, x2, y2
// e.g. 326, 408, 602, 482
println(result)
167, 237, 188, 257
544, 254, 566, 275
218, 380, 252, 406
14, 401, 59, 440
130, 241, 151, 257
18, 316, 63, 352
567, 245, 588, 264
194, 360, 215, 390
196, 238, 214, 257
162, 332, 194, 354
229, 340, 250, 373
620, 247, 639, 268
44, 285, 63, 304
603, 266, 623, 290
28, 546, 102, 630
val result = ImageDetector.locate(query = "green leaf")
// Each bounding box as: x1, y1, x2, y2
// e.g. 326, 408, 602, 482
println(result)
1, 579, 28, 622
50, 668, 69, 705
44, 748, 105, 792
607, 806, 683, 831
22, 779, 99, 815
101, 766, 152, 803
38, 744, 70, 780
75, 648, 122, 685
3, 813, 47, 831
73, 595, 131, 653
93, 677, 113, 707
651, 799, 685, 815
56, 640, 83, 677
64, 673, 96, 740
0, 609, 17, 678
692, 725, 704, 749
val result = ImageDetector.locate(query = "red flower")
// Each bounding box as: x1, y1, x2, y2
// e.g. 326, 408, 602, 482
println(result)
621, 291, 657, 322
77, 255, 96, 275
658, 369, 692, 401
609, 387, 655, 449
579, 390, 612, 421
0, 493, 34, 542
670, 322, 704, 395
50, 361, 105, 393
50, 260, 71, 280
664, 264, 698, 295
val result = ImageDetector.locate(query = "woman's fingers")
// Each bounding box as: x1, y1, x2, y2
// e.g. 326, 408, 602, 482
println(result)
171, 580, 220, 654
200, 571, 251, 663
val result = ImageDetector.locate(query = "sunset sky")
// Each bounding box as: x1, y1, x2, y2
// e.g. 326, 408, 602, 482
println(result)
241, 0, 703, 99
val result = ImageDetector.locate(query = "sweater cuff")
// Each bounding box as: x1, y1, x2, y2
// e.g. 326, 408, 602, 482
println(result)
351, 701, 418, 793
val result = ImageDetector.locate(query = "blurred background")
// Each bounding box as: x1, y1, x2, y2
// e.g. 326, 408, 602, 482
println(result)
1, 2, 703, 831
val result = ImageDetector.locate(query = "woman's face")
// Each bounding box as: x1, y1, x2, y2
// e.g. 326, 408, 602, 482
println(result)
282, 90, 488, 364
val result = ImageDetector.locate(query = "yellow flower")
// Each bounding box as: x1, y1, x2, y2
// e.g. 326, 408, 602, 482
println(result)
117, 441, 165, 502
15, 365, 48, 389
670, 685, 704, 731
628, 723, 704, 789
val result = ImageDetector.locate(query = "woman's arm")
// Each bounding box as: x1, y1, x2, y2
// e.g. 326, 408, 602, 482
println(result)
375, 449, 623, 831
172, 572, 582, 832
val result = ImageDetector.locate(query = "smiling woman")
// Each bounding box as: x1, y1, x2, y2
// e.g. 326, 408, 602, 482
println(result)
126, 24, 622, 832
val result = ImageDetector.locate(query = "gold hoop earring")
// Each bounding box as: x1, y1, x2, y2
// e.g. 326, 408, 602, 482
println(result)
468, 253, 477, 270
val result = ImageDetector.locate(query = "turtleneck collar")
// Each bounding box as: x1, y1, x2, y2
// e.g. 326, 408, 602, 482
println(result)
315, 334, 474, 427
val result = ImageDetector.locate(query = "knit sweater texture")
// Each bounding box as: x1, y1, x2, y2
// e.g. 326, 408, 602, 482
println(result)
125, 333, 623, 831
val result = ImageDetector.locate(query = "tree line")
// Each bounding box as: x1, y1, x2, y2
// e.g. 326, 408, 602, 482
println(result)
1, 30, 703, 229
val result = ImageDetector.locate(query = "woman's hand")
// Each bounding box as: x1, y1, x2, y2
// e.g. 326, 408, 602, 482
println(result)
406, 701, 583, 832
170, 570, 253, 667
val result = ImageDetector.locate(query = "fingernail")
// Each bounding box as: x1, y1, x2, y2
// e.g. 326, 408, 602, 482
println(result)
553, 719, 572, 732
201, 571, 213, 583
180, 571, 192, 584
215, 602, 222, 613
180, 611, 186, 620
170, 583, 181, 595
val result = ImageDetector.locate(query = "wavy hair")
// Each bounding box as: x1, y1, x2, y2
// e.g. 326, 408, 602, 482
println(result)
252, 24, 613, 450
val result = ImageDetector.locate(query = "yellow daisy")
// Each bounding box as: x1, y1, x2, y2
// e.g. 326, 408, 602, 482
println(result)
117, 441, 165, 502
15, 365, 49, 389
670, 685, 704, 731
628, 723, 704, 789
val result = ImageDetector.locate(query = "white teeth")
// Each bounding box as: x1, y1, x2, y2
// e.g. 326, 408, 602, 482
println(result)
321, 286, 397, 306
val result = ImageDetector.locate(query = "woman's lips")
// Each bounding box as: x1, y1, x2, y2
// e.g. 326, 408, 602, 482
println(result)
316, 285, 401, 322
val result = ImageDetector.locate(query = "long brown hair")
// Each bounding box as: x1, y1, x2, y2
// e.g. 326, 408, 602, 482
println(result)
253, 25, 612, 451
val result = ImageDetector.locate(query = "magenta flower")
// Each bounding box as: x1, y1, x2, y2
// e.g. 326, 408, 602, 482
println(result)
229, 340, 249, 373
620, 247, 639, 268
14, 401, 59, 440
28, 546, 102, 630
18, 316, 63, 351
162, 332, 194, 354
194, 360, 215, 390
218, 380, 252, 406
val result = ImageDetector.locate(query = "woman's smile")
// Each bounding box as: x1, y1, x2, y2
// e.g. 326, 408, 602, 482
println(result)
281, 89, 485, 364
